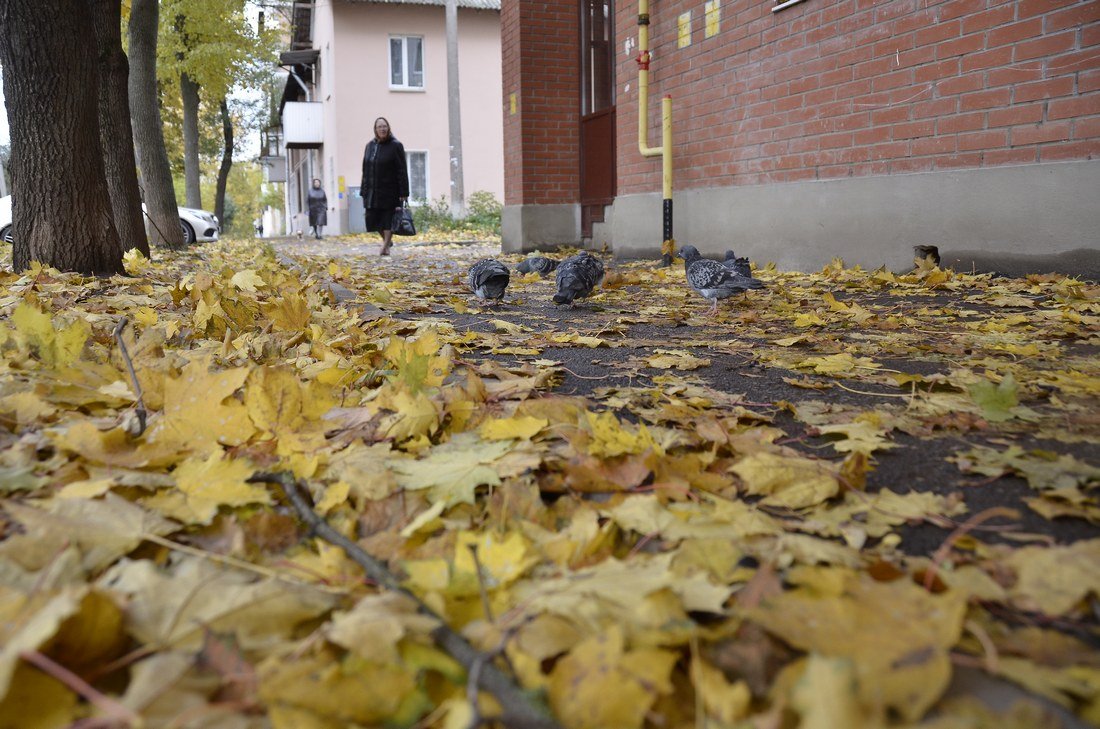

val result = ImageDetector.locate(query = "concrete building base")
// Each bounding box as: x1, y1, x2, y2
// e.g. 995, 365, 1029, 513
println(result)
607, 160, 1100, 274
501, 204, 580, 252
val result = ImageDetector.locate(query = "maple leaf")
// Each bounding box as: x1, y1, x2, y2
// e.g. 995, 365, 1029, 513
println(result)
143, 358, 254, 456
390, 434, 513, 506
100, 557, 335, 651
644, 349, 711, 370
814, 419, 894, 454
746, 567, 967, 721
384, 331, 451, 392
795, 352, 880, 376
967, 372, 1021, 422
230, 269, 266, 293
731, 452, 840, 509
9, 303, 89, 368
145, 451, 269, 525
584, 410, 661, 458
478, 414, 547, 440
1007, 539, 1100, 615
263, 290, 312, 331
326, 593, 440, 663
245, 366, 329, 454
548, 626, 677, 729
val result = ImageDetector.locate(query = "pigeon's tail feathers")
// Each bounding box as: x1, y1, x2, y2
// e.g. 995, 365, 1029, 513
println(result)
481, 272, 510, 299
536, 258, 559, 275
741, 276, 765, 290
469, 259, 510, 299
516, 259, 534, 274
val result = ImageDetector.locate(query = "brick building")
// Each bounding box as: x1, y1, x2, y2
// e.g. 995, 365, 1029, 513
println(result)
501, 0, 1100, 271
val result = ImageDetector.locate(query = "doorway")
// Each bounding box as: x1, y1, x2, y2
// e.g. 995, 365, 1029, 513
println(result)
580, 0, 615, 238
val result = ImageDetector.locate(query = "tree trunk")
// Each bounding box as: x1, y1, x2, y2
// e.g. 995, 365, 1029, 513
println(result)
214, 98, 233, 224
445, 0, 465, 218
180, 71, 202, 210
127, 0, 183, 248
0, 0, 124, 274
90, 0, 149, 257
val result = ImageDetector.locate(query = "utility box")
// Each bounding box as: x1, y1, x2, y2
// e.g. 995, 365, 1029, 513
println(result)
282, 102, 323, 148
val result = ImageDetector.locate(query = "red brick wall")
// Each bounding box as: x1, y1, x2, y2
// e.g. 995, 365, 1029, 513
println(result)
502, 0, 581, 206
616, 0, 1100, 195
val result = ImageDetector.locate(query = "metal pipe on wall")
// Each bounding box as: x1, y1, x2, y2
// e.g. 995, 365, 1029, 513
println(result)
636, 0, 674, 265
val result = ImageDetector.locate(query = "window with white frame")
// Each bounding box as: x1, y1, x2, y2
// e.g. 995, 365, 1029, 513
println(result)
407, 151, 428, 201
389, 36, 424, 89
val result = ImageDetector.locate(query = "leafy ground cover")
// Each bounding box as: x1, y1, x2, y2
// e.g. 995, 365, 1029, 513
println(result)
0, 237, 1097, 728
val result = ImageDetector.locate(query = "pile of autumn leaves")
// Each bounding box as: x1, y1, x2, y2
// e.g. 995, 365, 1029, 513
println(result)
0, 240, 1098, 729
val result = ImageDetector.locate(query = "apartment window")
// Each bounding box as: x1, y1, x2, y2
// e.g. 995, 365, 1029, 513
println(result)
390, 36, 424, 89
407, 151, 428, 201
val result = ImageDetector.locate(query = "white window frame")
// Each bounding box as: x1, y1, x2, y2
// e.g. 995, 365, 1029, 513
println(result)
406, 150, 429, 203
389, 35, 425, 91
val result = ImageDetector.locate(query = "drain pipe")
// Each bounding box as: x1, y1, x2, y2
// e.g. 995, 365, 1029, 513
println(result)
636, 0, 674, 266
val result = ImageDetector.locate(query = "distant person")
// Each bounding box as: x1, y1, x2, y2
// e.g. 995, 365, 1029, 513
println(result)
307, 178, 328, 239
254, 218, 264, 238
360, 117, 408, 256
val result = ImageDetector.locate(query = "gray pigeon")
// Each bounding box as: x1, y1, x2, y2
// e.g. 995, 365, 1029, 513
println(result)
723, 250, 753, 278
516, 256, 559, 276
553, 252, 604, 307
679, 245, 764, 315
468, 258, 510, 305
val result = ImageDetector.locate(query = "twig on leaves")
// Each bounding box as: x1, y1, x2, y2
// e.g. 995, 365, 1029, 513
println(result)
964, 618, 1000, 673
251, 471, 561, 729
466, 627, 526, 729
113, 317, 148, 435
20, 650, 142, 728
923, 506, 1018, 591
141, 533, 347, 594
834, 381, 913, 398
468, 544, 495, 623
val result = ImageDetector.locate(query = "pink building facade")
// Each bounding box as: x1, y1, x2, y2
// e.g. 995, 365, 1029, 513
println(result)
280, 0, 504, 235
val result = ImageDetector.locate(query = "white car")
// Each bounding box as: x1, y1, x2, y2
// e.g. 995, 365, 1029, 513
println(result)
0, 195, 219, 245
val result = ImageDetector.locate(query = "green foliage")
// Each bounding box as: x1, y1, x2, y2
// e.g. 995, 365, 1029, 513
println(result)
154, 0, 280, 194
411, 191, 502, 237
466, 190, 503, 233
157, 0, 273, 98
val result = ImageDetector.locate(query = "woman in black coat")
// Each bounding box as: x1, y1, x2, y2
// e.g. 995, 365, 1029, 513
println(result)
360, 117, 409, 255
307, 178, 327, 239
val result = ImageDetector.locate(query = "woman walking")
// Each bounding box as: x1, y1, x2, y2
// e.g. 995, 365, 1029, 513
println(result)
307, 178, 328, 239
360, 117, 409, 256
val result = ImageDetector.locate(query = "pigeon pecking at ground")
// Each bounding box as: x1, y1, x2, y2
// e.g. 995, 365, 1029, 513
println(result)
680, 245, 764, 316
468, 258, 511, 305
553, 252, 605, 307
723, 250, 753, 278
515, 256, 559, 276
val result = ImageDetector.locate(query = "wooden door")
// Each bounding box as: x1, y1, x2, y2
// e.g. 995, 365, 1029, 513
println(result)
580, 0, 615, 216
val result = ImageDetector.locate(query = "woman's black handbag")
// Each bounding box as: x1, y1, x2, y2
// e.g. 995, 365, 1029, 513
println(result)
392, 202, 416, 236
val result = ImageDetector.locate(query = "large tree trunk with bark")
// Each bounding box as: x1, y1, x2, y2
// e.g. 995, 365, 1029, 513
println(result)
214, 98, 233, 224
0, 0, 124, 274
127, 0, 183, 248
90, 0, 149, 257
180, 71, 202, 210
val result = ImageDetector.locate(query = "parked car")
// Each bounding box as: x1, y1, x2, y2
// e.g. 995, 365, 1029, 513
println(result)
0, 195, 219, 245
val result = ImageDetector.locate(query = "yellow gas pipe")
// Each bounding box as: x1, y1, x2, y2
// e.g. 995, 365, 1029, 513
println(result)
636, 0, 674, 264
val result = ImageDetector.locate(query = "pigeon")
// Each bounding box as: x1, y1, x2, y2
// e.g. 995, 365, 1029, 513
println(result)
515, 256, 559, 276
722, 250, 753, 278
679, 245, 764, 315
468, 258, 510, 305
553, 252, 604, 307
